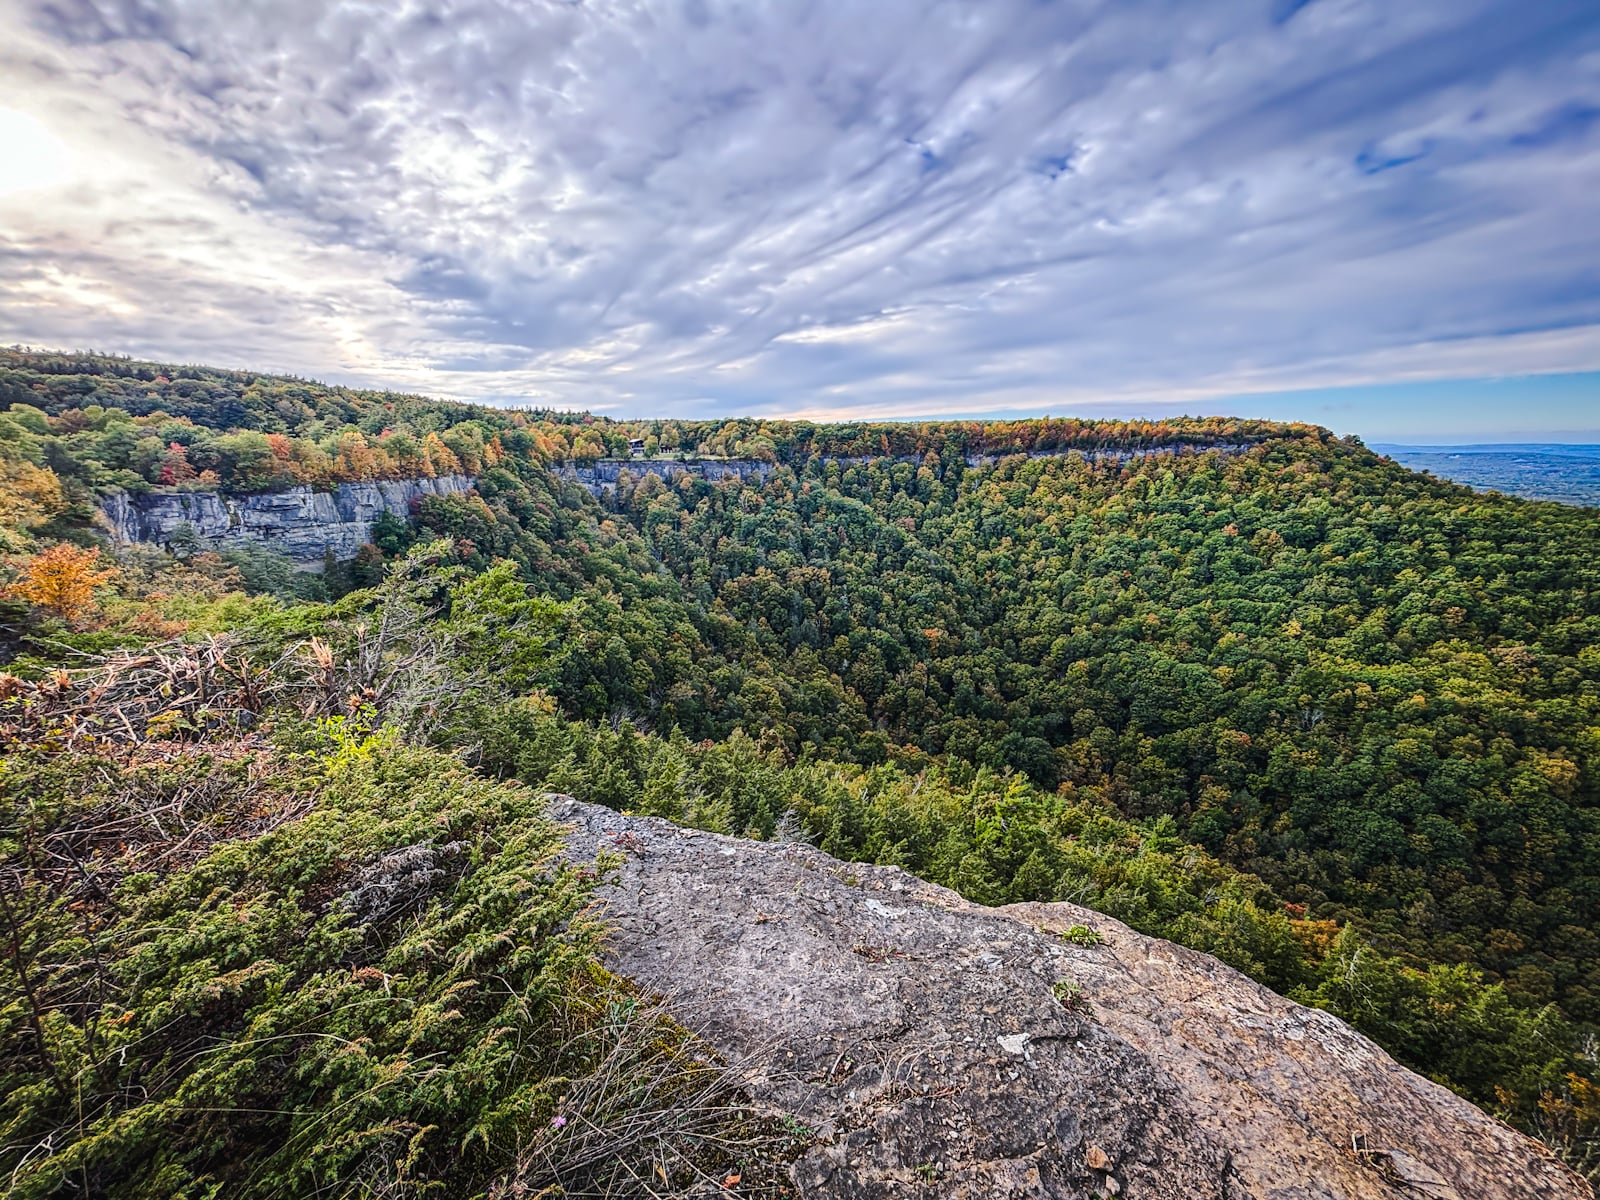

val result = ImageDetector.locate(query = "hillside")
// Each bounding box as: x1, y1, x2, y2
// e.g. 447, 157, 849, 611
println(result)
4, 349, 1600, 1190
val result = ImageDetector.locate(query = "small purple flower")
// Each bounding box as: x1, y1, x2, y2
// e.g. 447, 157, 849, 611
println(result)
551, 1115, 567, 1129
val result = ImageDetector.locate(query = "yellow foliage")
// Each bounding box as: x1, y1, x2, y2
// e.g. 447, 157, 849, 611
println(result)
1288, 917, 1341, 958
0, 458, 65, 550
10, 543, 119, 626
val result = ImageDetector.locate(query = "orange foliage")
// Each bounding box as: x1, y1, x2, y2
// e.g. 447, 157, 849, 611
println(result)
0, 458, 64, 543
11, 543, 119, 625
1289, 916, 1342, 959
159, 442, 196, 485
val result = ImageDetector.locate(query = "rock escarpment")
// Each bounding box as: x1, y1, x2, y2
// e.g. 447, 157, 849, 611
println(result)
100, 475, 475, 565
553, 797, 1585, 1200
555, 444, 1252, 496
556, 458, 775, 494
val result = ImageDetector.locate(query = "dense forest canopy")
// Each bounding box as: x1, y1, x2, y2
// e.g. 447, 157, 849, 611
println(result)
0, 346, 1295, 491
4, 348, 1600, 1187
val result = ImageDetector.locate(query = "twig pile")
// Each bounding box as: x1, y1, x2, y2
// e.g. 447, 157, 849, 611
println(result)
1, 636, 314, 905
0, 636, 296, 751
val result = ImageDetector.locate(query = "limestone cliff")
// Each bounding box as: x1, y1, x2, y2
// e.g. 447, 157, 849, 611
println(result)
553, 797, 1586, 1200
100, 476, 475, 565
556, 457, 775, 494
554, 444, 1249, 496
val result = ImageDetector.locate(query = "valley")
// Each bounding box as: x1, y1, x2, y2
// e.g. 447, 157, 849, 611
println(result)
3, 350, 1598, 1194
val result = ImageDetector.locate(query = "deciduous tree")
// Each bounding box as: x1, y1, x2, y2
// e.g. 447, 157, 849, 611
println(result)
10, 543, 118, 625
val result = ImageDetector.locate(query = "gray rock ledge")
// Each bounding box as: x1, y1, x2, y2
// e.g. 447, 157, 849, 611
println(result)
551, 797, 1586, 1200
100, 475, 476, 564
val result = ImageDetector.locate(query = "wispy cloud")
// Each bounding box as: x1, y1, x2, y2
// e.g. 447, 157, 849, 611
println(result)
0, 0, 1597, 430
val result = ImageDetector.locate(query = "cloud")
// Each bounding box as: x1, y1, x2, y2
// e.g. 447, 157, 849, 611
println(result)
0, 0, 1597, 430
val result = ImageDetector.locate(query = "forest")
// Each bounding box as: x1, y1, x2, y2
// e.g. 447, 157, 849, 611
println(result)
4, 349, 1599, 1192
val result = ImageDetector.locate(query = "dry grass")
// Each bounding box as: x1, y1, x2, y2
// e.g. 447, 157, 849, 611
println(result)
496, 993, 805, 1199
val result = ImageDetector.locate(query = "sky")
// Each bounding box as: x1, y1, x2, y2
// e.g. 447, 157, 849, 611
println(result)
1, 0, 1598, 440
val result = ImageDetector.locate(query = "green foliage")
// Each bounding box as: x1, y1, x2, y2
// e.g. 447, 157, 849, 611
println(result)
1291, 924, 1575, 1103
1052, 979, 1090, 1011
221, 542, 328, 601
584, 436, 1600, 1028
370, 509, 417, 558
2, 726, 583, 1196
1060, 925, 1106, 946
0, 713, 792, 1198
470, 703, 1584, 1119
5, 348, 1599, 1172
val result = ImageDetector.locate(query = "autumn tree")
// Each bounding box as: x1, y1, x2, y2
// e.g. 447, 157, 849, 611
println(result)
0, 458, 64, 551
159, 441, 197, 485
10, 544, 118, 626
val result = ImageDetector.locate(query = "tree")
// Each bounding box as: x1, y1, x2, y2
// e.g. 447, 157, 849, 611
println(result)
221, 544, 302, 599
0, 458, 63, 551
158, 442, 197, 485
10, 544, 118, 626
369, 510, 414, 558
166, 522, 203, 559
349, 542, 386, 588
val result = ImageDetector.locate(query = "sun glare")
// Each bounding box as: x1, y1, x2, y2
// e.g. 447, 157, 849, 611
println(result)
0, 107, 81, 198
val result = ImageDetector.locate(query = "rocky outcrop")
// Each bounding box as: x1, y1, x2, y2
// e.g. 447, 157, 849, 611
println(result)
556, 458, 775, 494
552, 797, 1586, 1200
959, 442, 1253, 468
557, 444, 1252, 496
100, 476, 476, 565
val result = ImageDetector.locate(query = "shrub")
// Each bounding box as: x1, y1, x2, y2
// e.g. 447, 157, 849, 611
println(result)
0, 707, 788, 1196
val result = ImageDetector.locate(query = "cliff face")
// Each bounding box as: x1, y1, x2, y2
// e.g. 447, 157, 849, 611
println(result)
100, 476, 476, 565
555, 458, 775, 494
552, 797, 1586, 1200
555, 444, 1250, 495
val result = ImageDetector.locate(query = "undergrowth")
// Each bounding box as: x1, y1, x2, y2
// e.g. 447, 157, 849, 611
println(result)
1, 665, 794, 1197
